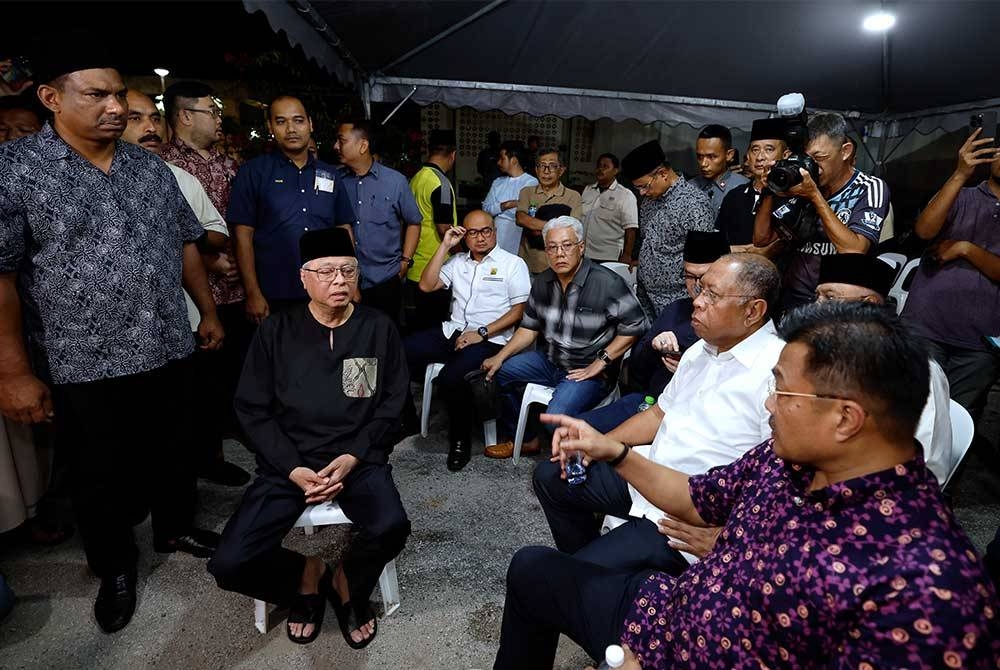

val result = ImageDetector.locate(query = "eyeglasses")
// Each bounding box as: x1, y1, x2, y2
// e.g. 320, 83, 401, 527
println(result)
682, 271, 704, 282
544, 241, 581, 255
185, 107, 222, 119
536, 162, 562, 173
637, 174, 661, 194
465, 226, 495, 238
301, 264, 359, 281
692, 282, 755, 305
766, 378, 851, 402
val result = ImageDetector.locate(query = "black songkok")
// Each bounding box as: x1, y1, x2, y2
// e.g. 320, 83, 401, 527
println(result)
683, 230, 731, 264
300, 228, 356, 266
750, 118, 787, 142
818, 253, 896, 298
621, 140, 666, 181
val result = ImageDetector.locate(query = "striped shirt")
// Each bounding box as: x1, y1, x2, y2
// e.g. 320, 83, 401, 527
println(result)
521, 258, 647, 369
773, 169, 890, 309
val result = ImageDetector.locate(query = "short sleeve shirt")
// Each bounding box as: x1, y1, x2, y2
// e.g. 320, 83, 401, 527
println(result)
335, 161, 422, 289
0, 124, 203, 384
620, 441, 1000, 669
775, 169, 890, 309
689, 170, 749, 215
521, 258, 647, 369
580, 180, 639, 262
438, 246, 530, 344
160, 136, 244, 305
226, 152, 342, 300
516, 183, 583, 273
903, 182, 1000, 351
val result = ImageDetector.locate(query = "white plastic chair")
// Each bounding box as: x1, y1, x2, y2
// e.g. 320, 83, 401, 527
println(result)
601, 261, 637, 292
420, 363, 445, 438
877, 252, 906, 282
942, 399, 974, 490
252, 501, 401, 633
888, 258, 920, 315
511, 382, 620, 463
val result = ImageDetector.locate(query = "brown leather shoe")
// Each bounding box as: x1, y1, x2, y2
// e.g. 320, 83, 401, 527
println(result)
484, 440, 541, 459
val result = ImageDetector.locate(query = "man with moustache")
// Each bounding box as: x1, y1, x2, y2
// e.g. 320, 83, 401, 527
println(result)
0, 55, 223, 633
229, 95, 343, 317
716, 118, 789, 250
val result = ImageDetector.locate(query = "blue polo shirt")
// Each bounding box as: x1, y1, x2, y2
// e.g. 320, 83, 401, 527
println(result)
227, 151, 346, 300
336, 161, 421, 289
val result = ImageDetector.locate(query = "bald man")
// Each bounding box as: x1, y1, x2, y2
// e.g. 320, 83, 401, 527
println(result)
403, 210, 531, 471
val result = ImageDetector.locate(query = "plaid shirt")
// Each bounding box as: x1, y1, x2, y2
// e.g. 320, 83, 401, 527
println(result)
521, 258, 647, 369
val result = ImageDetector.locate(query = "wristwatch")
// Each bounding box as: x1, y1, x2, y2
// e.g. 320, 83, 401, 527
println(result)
402, 256, 414, 268
477, 326, 489, 339
597, 349, 612, 365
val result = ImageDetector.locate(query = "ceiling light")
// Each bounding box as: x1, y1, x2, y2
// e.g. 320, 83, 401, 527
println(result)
153, 68, 170, 77
862, 11, 896, 32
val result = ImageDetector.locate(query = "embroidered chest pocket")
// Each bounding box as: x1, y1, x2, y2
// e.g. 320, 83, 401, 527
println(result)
343, 357, 378, 398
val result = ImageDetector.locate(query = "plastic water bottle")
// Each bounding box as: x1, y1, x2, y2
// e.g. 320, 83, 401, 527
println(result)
565, 451, 587, 486
637, 395, 656, 412
597, 644, 625, 669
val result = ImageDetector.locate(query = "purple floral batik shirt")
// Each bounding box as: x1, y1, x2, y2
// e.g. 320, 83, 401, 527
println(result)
621, 440, 1000, 669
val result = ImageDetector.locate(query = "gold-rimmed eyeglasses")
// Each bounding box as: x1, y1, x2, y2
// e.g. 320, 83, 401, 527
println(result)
302, 264, 359, 282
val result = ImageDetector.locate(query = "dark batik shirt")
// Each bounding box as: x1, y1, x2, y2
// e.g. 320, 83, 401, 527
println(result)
621, 440, 1000, 669
521, 258, 646, 370
161, 136, 244, 305
0, 124, 203, 384
636, 175, 715, 320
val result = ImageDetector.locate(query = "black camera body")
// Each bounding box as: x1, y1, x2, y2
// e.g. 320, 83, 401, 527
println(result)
767, 108, 820, 194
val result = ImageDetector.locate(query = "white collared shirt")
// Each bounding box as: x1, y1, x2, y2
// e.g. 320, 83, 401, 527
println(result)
439, 245, 530, 344
628, 321, 785, 560
581, 179, 638, 261
168, 163, 229, 330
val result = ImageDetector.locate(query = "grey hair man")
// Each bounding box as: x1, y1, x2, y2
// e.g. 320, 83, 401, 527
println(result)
481, 216, 647, 459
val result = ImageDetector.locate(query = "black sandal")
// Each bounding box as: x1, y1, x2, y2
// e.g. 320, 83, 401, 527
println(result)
330, 597, 378, 649
286, 564, 333, 645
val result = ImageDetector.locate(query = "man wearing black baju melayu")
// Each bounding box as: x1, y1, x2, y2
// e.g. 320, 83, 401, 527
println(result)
209, 228, 410, 648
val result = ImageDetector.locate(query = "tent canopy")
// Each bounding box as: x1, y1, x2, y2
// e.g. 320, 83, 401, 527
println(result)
247, 0, 999, 129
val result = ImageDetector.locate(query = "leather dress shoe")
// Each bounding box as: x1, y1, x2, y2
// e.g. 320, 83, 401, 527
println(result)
447, 440, 471, 472
153, 528, 220, 558
484, 440, 541, 459
94, 571, 137, 634
199, 460, 251, 487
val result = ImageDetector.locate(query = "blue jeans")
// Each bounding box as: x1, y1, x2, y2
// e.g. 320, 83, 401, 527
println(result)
495, 351, 609, 441
576, 392, 646, 434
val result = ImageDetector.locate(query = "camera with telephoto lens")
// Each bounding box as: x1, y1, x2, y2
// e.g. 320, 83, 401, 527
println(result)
767, 93, 820, 194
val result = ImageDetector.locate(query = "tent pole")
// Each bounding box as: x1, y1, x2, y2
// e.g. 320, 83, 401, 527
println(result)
378, 0, 508, 73
381, 86, 418, 125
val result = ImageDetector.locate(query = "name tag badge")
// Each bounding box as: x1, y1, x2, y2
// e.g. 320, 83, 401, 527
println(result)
314, 170, 335, 193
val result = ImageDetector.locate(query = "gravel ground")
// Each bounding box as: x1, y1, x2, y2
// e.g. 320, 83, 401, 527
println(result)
1, 384, 998, 670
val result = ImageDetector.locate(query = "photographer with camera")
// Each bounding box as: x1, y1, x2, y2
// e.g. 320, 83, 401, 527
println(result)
753, 107, 889, 311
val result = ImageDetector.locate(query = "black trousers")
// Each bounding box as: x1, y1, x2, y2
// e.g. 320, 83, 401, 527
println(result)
362, 278, 403, 329
208, 462, 410, 609
191, 302, 255, 466
52, 359, 197, 578
403, 326, 502, 443
494, 546, 649, 669
403, 279, 451, 335
532, 460, 689, 575
925, 339, 1000, 421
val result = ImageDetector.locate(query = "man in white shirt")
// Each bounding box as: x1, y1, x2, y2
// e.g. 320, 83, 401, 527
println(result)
482, 140, 538, 255
580, 153, 638, 264
404, 209, 530, 471
532, 253, 783, 575
814, 253, 953, 484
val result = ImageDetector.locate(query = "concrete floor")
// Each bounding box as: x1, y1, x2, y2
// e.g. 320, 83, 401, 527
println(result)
1, 387, 998, 670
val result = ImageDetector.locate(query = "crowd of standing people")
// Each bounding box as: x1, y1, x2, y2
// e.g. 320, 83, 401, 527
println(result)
1, 48, 999, 668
